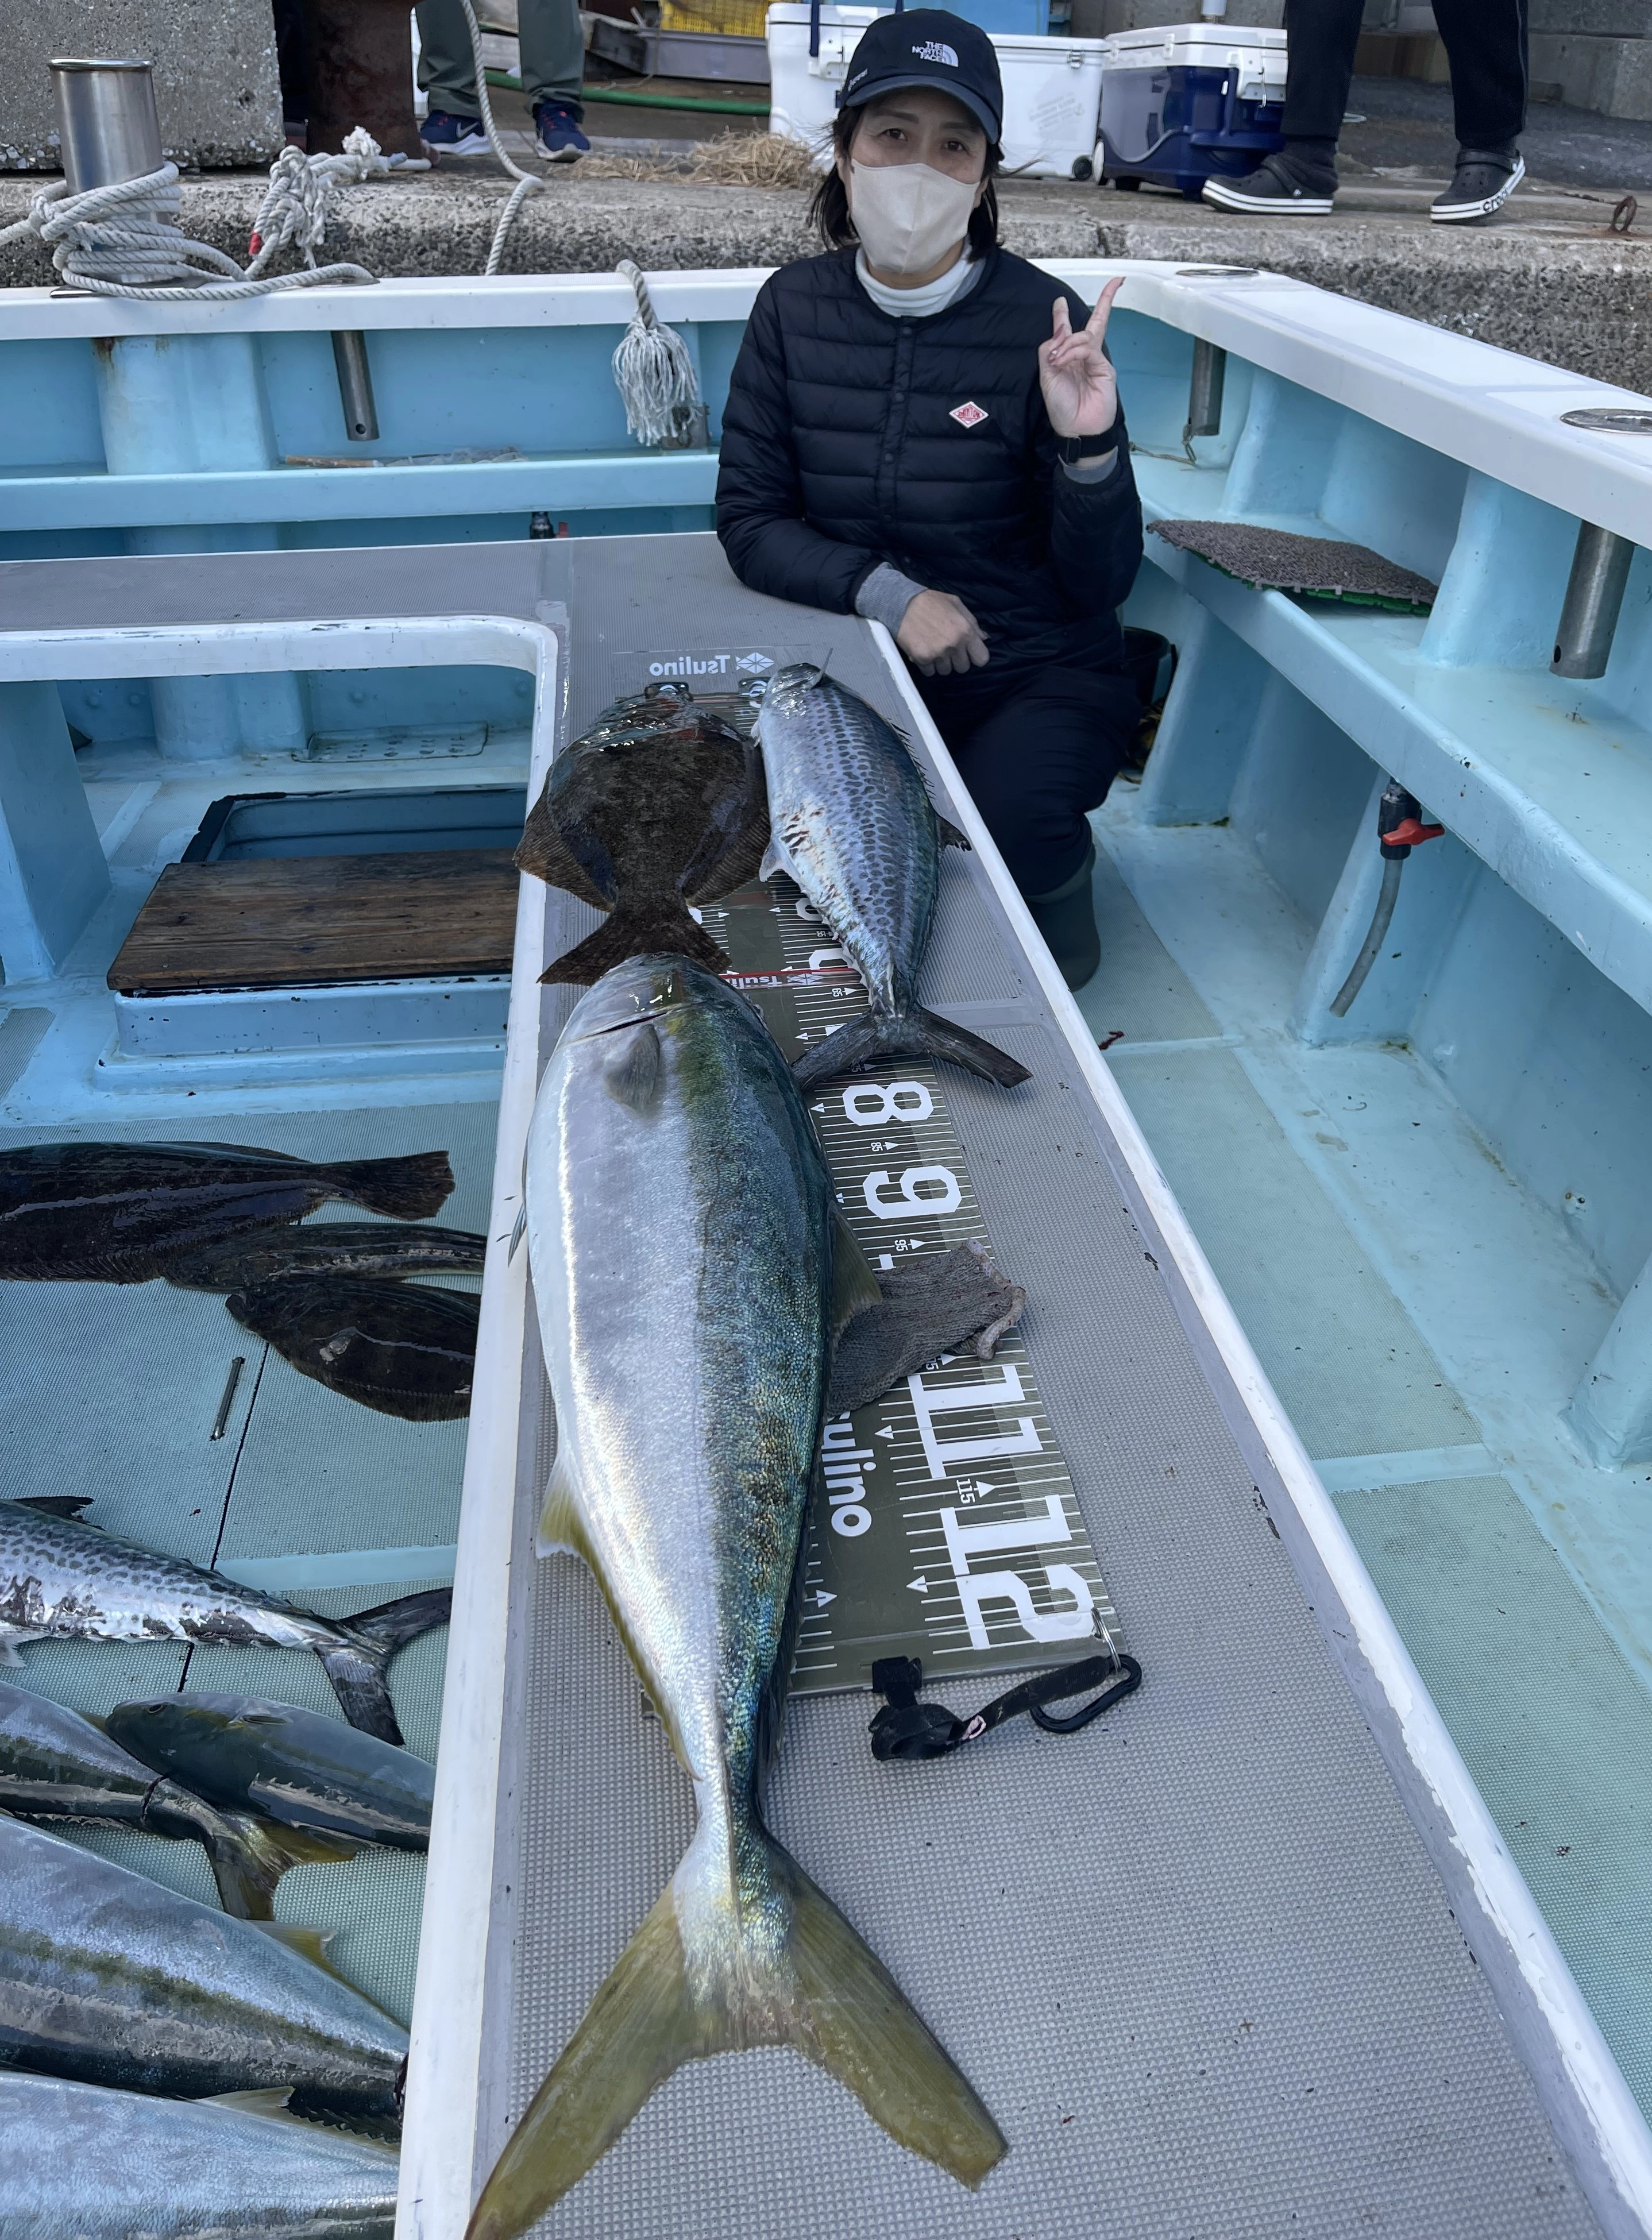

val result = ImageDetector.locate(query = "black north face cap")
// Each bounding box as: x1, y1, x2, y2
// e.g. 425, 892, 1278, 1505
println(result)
840, 9, 1003, 145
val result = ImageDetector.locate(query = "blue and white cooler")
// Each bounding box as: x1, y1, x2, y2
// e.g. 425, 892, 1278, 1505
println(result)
1095, 21, 1286, 199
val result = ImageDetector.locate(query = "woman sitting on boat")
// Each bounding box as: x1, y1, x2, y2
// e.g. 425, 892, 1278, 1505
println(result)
715, 8, 1143, 988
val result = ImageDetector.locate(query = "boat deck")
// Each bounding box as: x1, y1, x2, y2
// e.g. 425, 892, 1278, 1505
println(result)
0, 535, 1624, 2237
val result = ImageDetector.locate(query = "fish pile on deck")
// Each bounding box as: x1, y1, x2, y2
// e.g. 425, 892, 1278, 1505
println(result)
0, 665, 1030, 2231
464, 669, 1029, 2238
0, 1137, 464, 2225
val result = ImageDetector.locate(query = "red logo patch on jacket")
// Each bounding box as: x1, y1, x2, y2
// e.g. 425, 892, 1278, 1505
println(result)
948, 401, 989, 428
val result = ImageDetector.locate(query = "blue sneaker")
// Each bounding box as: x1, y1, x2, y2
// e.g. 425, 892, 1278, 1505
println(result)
420, 109, 488, 156
534, 99, 589, 163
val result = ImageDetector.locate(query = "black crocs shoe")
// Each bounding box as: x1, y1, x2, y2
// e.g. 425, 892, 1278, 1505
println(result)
1431, 148, 1524, 223
1025, 840, 1101, 992
1202, 150, 1336, 216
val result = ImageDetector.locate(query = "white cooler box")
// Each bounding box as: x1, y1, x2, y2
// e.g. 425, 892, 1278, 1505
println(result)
768, 3, 1107, 180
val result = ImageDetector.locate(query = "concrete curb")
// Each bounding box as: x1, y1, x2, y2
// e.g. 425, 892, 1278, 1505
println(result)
3, 169, 1648, 393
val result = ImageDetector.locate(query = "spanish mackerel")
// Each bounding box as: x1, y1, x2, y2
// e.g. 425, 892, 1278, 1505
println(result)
109, 1693, 433, 1851
0, 1141, 455, 1284
757, 664, 1030, 1090
467, 956, 1006, 2240
0, 2072, 399, 2239
0, 1680, 354, 1918
0, 1817, 406, 2127
0, 1502, 447, 1747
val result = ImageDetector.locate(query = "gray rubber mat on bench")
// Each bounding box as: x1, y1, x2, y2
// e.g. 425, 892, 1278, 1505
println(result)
0, 535, 1599, 2237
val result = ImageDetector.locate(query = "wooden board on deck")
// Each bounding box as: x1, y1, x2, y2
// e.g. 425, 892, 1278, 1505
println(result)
107, 850, 520, 994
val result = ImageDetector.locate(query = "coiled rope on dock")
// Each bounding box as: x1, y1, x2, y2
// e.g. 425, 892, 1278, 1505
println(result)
0, 128, 424, 299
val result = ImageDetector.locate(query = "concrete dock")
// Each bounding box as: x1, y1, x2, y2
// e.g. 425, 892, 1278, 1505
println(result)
4, 72, 1649, 392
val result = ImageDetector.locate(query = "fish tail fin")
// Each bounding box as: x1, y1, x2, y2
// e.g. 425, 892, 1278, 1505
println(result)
539, 897, 727, 986
319, 1588, 452, 1744
792, 1006, 1030, 1091
464, 1829, 1004, 2240
327, 1151, 456, 1221
203, 1812, 361, 1920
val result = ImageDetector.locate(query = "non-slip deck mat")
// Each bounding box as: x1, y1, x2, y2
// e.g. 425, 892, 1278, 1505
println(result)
1150, 519, 1439, 613
507, 539, 1597, 2239
0, 537, 1604, 2237
106, 849, 519, 993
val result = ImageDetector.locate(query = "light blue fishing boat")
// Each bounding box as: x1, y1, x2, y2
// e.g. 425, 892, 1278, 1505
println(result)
3, 148, 1652, 2240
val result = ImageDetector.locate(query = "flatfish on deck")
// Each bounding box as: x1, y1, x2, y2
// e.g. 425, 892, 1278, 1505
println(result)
0, 2072, 400, 2239
515, 682, 769, 983
0, 1141, 456, 1283
226, 1274, 478, 1422
0, 1500, 447, 1746
167, 1221, 486, 1292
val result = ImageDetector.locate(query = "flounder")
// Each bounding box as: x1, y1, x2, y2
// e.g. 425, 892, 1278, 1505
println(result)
226, 1274, 478, 1422
515, 682, 769, 984
0, 1141, 455, 1284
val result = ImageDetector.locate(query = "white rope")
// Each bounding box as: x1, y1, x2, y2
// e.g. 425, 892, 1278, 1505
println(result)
612, 258, 704, 447
456, 0, 548, 275
0, 127, 426, 300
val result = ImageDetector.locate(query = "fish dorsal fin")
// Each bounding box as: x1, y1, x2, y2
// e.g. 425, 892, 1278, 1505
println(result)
936, 813, 971, 851
253, 1921, 337, 1968
202, 2087, 299, 2121
250, 1923, 402, 2022
538, 1449, 589, 1562
10, 1496, 96, 1521
603, 1023, 663, 1115
759, 828, 798, 885
830, 1210, 883, 1344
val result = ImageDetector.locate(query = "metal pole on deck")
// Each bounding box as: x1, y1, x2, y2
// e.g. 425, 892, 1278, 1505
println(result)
331, 331, 380, 441
49, 58, 164, 192
1552, 522, 1635, 679
1184, 337, 1226, 459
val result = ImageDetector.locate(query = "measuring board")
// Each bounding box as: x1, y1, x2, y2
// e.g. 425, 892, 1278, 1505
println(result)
595, 651, 1124, 1700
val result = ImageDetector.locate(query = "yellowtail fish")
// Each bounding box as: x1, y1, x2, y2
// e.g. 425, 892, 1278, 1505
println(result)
466, 955, 1008, 2239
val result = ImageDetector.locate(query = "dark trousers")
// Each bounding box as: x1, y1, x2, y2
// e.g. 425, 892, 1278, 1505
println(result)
1284, 0, 1528, 152
920, 662, 1138, 897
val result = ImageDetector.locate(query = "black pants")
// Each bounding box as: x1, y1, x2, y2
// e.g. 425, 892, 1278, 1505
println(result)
918, 662, 1138, 897
1283, 0, 1528, 152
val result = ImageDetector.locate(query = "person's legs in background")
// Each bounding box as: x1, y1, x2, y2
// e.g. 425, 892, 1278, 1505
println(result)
415, 0, 589, 161
1203, 0, 1364, 215
519, 0, 590, 160
414, 0, 489, 152
1429, 0, 1529, 222
928, 666, 1140, 991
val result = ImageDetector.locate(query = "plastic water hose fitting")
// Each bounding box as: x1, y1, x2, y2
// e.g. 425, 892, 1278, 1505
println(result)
1329, 779, 1443, 1018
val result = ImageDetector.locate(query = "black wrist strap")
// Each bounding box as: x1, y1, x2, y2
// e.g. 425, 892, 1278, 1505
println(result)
1058, 432, 1119, 466
868, 1650, 1141, 1762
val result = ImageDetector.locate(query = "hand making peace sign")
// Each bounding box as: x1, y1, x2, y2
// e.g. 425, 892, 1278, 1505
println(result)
1037, 275, 1124, 442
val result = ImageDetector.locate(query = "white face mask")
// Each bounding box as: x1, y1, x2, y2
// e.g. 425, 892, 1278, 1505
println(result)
847, 157, 979, 277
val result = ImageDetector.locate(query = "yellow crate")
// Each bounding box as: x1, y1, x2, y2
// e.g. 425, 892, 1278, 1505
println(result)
659, 0, 770, 37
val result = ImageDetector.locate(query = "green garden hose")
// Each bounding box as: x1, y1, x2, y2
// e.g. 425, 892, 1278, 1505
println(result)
485, 69, 770, 116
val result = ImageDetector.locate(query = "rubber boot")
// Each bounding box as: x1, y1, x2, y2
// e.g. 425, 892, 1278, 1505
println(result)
1025, 839, 1100, 991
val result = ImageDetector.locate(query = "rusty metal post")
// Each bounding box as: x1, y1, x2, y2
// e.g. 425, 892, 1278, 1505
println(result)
298, 0, 423, 158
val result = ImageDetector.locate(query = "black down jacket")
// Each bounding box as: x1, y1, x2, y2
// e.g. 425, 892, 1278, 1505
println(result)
715, 245, 1143, 685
